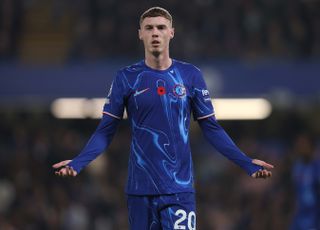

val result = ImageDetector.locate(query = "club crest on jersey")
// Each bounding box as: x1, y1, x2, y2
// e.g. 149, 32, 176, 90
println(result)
173, 84, 186, 98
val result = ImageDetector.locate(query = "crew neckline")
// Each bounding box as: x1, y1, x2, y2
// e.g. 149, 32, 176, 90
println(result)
143, 59, 175, 73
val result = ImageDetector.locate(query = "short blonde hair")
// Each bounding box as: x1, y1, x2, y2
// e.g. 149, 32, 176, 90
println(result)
140, 7, 173, 26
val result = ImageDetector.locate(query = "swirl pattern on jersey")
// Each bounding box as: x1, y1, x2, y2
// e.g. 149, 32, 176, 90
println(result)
103, 60, 214, 194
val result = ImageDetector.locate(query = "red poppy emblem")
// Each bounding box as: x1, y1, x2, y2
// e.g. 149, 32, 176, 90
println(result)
157, 86, 166, 95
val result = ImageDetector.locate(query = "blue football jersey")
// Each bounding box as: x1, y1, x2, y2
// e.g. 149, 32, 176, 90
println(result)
291, 160, 320, 229
103, 59, 214, 195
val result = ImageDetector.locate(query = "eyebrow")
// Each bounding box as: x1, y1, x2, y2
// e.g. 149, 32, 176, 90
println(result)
144, 24, 168, 29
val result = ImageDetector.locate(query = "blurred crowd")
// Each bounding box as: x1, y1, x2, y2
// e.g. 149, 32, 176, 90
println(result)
0, 107, 319, 230
1, 0, 320, 229
1, 0, 320, 61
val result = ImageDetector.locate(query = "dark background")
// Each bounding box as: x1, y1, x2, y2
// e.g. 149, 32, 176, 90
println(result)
1, 0, 320, 229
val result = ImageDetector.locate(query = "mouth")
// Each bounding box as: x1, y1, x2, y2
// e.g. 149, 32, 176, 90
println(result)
151, 40, 160, 46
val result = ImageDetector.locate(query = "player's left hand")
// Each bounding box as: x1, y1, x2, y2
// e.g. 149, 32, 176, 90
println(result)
251, 159, 274, 179
52, 160, 77, 177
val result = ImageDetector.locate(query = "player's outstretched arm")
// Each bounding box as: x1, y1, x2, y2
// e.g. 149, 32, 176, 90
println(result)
198, 115, 274, 178
251, 159, 273, 179
52, 160, 77, 177
52, 114, 120, 176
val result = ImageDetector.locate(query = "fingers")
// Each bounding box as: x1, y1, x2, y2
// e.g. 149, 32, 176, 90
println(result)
52, 160, 72, 169
252, 159, 274, 169
251, 169, 272, 179
251, 159, 274, 179
54, 166, 77, 177
53, 160, 77, 177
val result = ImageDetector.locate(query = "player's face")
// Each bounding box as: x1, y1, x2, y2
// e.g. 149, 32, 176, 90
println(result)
139, 16, 174, 56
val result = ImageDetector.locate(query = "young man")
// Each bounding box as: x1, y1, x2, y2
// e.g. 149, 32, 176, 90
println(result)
53, 7, 273, 230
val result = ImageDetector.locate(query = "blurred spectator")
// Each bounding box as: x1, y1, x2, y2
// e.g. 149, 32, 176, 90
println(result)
290, 133, 320, 230
0, 0, 22, 59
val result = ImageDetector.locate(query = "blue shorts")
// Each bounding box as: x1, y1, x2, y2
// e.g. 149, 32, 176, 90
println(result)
127, 192, 196, 230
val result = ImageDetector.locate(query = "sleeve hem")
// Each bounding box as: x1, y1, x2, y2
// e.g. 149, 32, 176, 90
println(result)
67, 161, 81, 174
102, 111, 121, 119
196, 112, 215, 120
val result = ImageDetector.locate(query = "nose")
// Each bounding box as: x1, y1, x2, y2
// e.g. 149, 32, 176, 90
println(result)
152, 28, 159, 37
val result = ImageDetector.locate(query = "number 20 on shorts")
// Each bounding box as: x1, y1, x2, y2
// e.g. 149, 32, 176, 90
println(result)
174, 209, 196, 230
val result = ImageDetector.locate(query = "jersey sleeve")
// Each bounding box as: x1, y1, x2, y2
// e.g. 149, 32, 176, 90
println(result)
198, 116, 263, 176
191, 67, 215, 120
67, 114, 120, 173
103, 71, 127, 119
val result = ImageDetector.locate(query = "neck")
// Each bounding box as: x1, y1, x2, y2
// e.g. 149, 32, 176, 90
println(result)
144, 51, 172, 70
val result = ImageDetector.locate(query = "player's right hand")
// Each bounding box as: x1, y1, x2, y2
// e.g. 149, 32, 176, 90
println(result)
251, 159, 274, 179
52, 160, 77, 177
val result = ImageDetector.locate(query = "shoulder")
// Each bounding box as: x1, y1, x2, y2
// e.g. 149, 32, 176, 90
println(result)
119, 60, 145, 74
113, 60, 144, 83
174, 60, 203, 83
173, 59, 202, 73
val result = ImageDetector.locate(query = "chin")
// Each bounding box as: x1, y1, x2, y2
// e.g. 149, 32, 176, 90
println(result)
151, 50, 161, 57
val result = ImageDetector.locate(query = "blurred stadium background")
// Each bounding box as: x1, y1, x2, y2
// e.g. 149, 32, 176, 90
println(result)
1, 0, 320, 229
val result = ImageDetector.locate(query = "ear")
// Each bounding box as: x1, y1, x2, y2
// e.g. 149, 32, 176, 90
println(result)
170, 28, 175, 39
138, 29, 143, 40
